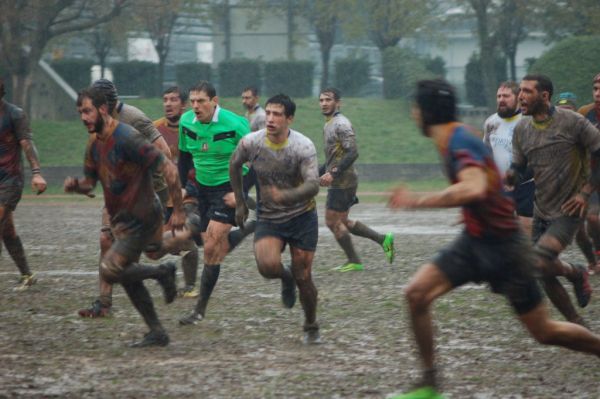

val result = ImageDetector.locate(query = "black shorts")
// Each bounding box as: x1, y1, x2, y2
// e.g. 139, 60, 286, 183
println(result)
193, 180, 249, 232
433, 230, 542, 315
0, 184, 23, 211
512, 180, 534, 217
326, 187, 359, 212
255, 210, 318, 252
531, 215, 580, 247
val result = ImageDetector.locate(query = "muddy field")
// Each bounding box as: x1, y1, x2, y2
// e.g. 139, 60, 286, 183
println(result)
0, 198, 599, 398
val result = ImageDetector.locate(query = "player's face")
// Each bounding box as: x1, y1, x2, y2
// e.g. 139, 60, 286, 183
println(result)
163, 92, 185, 120
241, 90, 258, 110
411, 104, 428, 137
593, 82, 600, 107
78, 97, 104, 134
189, 90, 217, 123
319, 93, 339, 116
518, 80, 547, 116
496, 87, 518, 118
265, 103, 292, 136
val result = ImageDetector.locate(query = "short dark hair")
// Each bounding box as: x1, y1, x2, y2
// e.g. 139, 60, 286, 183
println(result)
243, 86, 259, 96
77, 86, 109, 109
91, 78, 118, 114
320, 87, 341, 101
415, 79, 457, 125
521, 74, 554, 99
266, 93, 296, 117
189, 81, 216, 99
498, 81, 520, 96
163, 86, 187, 103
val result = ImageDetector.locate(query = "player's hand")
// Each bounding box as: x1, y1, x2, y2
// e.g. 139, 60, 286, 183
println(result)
267, 186, 285, 204
561, 193, 589, 217
388, 186, 417, 209
223, 191, 236, 208
168, 207, 186, 235
63, 176, 79, 193
319, 172, 333, 187
235, 202, 249, 229
31, 174, 47, 195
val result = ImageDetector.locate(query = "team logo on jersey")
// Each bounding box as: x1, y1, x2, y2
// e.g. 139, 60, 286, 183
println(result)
201, 142, 208, 152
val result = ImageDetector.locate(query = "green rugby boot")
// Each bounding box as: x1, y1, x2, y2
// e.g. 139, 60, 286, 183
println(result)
382, 232, 395, 264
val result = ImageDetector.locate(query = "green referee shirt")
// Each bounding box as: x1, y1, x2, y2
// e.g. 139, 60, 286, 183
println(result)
179, 105, 250, 186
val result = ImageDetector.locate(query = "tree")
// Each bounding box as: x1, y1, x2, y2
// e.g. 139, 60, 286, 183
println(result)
495, 0, 529, 81
84, 17, 129, 78
0, 0, 126, 110
536, 0, 600, 42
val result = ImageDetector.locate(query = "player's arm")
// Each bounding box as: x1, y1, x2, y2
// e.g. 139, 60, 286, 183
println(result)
229, 141, 250, 228
273, 150, 320, 206
389, 166, 487, 209
321, 126, 358, 186
159, 157, 185, 231
19, 138, 47, 194
505, 130, 528, 187
132, 113, 172, 159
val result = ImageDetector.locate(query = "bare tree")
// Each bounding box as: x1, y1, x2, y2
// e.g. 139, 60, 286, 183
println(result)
0, 0, 126, 110
85, 17, 129, 78
495, 0, 530, 81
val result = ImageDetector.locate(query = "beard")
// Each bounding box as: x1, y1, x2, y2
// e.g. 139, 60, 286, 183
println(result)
94, 115, 104, 133
527, 96, 548, 116
497, 104, 518, 118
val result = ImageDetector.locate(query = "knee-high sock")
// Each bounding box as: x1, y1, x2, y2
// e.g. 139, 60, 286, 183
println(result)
195, 264, 220, 316
4, 236, 31, 275
348, 221, 385, 245
181, 248, 199, 287
228, 220, 256, 252
120, 263, 166, 285
122, 281, 163, 332
335, 233, 361, 264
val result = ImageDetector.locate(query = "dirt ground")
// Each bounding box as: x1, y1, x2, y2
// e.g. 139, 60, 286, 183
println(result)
0, 198, 599, 398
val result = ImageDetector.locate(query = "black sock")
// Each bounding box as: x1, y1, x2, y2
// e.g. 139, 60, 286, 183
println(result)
122, 281, 163, 331
348, 221, 385, 244
228, 220, 256, 252
120, 263, 164, 285
4, 235, 31, 275
181, 248, 199, 287
335, 233, 361, 264
195, 264, 220, 316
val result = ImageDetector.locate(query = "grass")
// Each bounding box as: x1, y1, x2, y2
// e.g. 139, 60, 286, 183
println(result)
31, 96, 439, 167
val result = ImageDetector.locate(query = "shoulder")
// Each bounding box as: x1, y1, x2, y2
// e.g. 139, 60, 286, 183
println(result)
578, 103, 595, 117
333, 114, 353, 130
153, 116, 167, 128
180, 109, 196, 126
4, 101, 25, 120
290, 129, 316, 150
219, 107, 249, 127
449, 125, 487, 152
483, 113, 500, 126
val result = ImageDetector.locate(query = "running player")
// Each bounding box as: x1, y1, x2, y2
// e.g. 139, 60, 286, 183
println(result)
78, 79, 173, 318
230, 93, 321, 344
578, 74, 600, 273
67, 86, 184, 347
509, 74, 596, 325
0, 78, 47, 290
241, 86, 266, 131
483, 81, 534, 235
389, 79, 600, 399
178, 81, 254, 325
319, 88, 394, 272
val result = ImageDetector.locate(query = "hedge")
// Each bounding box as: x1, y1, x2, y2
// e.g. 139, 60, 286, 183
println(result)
464, 53, 507, 106
218, 59, 261, 97
111, 61, 159, 97
381, 47, 434, 99
529, 35, 600, 106
51, 59, 95, 91
176, 62, 212, 93
334, 57, 370, 97
264, 61, 314, 98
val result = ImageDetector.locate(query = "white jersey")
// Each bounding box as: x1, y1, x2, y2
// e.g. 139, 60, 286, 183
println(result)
482, 112, 522, 176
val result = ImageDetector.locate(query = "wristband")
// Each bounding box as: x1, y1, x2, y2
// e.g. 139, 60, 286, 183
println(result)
31, 168, 41, 175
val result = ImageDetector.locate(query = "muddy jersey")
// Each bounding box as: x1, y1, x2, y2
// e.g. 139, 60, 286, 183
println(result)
179, 105, 250, 186
513, 107, 600, 219
323, 112, 358, 188
0, 100, 32, 191
117, 102, 166, 193
84, 121, 164, 226
154, 116, 179, 161
233, 129, 319, 223
441, 123, 519, 237
245, 105, 266, 131
578, 103, 600, 129
483, 112, 522, 176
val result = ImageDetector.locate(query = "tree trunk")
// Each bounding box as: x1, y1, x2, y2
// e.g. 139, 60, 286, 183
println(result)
473, 0, 496, 112
508, 50, 517, 81
287, 0, 295, 60
223, 0, 231, 60
320, 47, 331, 89
11, 71, 33, 111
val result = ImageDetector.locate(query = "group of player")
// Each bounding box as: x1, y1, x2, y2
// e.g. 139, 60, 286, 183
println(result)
2, 71, 600, 398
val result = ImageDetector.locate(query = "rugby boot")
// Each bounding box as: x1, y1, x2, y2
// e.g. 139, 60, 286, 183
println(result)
129, 330, 170, 348
303, 323, 321, 345
178, 285, 199, 298
179, 311, 203, 326
389, 386, 445, 399
332, 262, 364, 272
78, 299, 112, 318
570, 263, 592, 307
15, 273, 37, 291
281, 264, 297, 309
382, 232, 395, 264
157, 262, 177, 304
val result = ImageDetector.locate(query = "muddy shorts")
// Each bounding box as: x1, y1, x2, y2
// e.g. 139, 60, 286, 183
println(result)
0, 185, 23, 211
255, 210, 318, 252
531, 215, 580, 247
433, 230, 543, 315
326, 186, 359, 212
512, 180, 534, 217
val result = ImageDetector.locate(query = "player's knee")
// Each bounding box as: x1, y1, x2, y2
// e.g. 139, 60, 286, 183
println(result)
533, 245, 559, 275
404, 283, 431, 312
256, 260, 280, 279
100, 258, 123, 284
2, 225, 17, 239
99, 229, 113, 252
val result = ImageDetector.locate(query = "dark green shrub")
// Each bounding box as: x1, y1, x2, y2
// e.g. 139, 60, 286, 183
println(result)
424, 56, 446, 78
264, 61, 314, 98
464, 53, 507, 106
381, 47, 434, 99
51, 59, 95, 90
176, 62, 212, 93
218, 59, 261, 97
529, 35, 600, 105
111, 61, 159, 97
334, 57, 370, 97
